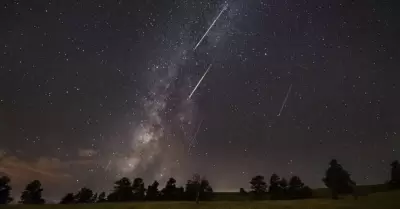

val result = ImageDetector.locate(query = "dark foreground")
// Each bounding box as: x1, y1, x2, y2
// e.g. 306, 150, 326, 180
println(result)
4, 191, 400, 209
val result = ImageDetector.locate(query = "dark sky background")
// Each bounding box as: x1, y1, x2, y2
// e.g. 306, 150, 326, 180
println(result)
0, 0, 399, 201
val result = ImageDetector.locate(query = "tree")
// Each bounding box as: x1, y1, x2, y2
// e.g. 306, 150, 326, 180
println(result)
269, 173, 284, 200
176, 186, 185, 200
279, 178, 288, 189
239, 188, 247, 195
287, 176, 312, 199
0, 176, 13, 204
132, 178, 146, 201
107, 177, 134, 202
161, 178, 179, 200
323, 159, 356, 199
146, 181, 160, 200
91, 193, 98, 203
97, 192, 107, 203
20, 180, 45, 204
301, 186, 313, 199
60, 193, 75, 204
250, 175, 267, 198
185, 174, 213, 203
289, 176, 304, 188
106, 192, 117, 202
269, 174, 286, 200
199, 178, 213, 201
390, 160, 400, 189
269, 174, 280, 188
193, 174, 202, 203
75, 187, 94, 203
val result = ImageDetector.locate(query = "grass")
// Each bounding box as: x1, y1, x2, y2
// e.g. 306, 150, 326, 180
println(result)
211, 184, 390, 200
3, 190, 400, 209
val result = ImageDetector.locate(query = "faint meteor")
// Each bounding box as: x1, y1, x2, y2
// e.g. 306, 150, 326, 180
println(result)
188, 119, 204, 153
277, 84, 293, 117
193, 3, 229, 51
188, 64, 213, 100
105, 160, 112, 171
191, 119, 203, 145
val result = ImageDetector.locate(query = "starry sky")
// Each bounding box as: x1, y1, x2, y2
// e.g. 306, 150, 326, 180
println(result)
0, 0, 399, 200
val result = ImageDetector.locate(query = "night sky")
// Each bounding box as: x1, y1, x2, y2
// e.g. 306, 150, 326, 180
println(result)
1, 0, 399, 201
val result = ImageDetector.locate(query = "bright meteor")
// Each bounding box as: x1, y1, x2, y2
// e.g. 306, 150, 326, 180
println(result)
193, 3, 229, 51
188, 64, 213, 100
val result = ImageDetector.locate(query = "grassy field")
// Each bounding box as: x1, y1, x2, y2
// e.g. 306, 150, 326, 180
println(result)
3, 190, 400, 209
212, 184, 389, 201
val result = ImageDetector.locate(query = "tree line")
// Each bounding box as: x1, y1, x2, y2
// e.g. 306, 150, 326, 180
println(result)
1, 159, 400, 204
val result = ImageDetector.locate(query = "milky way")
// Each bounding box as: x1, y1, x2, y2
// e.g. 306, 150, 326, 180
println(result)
115, 0, 237, 187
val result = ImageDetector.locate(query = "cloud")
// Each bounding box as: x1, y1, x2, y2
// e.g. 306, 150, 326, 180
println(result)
0, 156, 68, 185
78, 149, 98, 157
0, 154, 94, 186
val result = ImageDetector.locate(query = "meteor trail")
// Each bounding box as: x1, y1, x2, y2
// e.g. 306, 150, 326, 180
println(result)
191, 119, 203, 145
188, 119, 204, 153
188, 64, 213, 100
105, 160, 112, 171
193, 3, 229, 51
277, 84, 293, 117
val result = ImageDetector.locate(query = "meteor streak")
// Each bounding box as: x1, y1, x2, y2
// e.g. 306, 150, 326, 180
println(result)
188, 64, 213, 100
188, 119, 204, 153
193, 3, 229, 51
191, 119, 203, 145
105, 160, 112, 171
277, 84, 293, 117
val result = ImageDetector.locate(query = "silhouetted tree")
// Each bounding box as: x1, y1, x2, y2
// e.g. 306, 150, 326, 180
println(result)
60, 193, 75, 204
199, 178, 213, 201
269, 173, 286, 200
301, 186, 313, 198
146, 181, 160, 200
287, 176, 312, 199
97, 192, 107, 203
161, 178, 179, 200
323, 159, 356, 199
390, 160, 400, 189
91, 193, 98, 203
132, 178, 146, 201
279, 178, 288, 189
107, 177, 134, 202
75, 187, 94, 203
185, 174, 213, 203
193, 174, 202, 203
176, 186, 185, 200
279, 178, 289, 199
269, 174, 280, 189
106, 192, 117, 202
20, 180, 45, 204
288, 176, 303, 197
0, 176, 13, 204
250, 175, 267, 199
185, 177, 198, 202
239, 188, 247, 195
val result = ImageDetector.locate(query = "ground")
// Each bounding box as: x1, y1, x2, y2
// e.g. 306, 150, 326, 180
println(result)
4, 190, 400, 209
